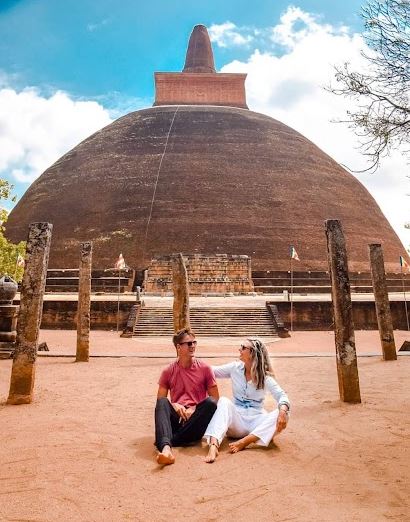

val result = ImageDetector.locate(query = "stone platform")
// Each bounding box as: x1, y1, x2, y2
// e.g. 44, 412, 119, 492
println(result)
9, 292, 410, 332
144, 254, 254, 295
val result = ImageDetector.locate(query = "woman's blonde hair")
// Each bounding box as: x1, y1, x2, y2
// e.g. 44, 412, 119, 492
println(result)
247, 337, 274, 389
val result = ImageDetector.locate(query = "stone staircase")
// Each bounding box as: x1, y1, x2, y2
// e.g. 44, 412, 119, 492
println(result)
133, 306, 278, 337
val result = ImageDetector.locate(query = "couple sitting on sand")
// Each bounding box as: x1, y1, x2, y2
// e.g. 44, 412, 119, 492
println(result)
155, 328, 290, 465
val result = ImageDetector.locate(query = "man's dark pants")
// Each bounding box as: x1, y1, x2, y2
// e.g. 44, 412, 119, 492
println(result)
155, 397, 217, 451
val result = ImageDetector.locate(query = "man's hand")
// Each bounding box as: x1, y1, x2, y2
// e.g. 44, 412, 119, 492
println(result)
172, 402, 189, 421
184, 405, 196, 421
276, 409, 289, 433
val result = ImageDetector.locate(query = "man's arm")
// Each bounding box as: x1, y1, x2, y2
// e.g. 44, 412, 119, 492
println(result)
208, 384, 219, 401
157, 385, 168, 399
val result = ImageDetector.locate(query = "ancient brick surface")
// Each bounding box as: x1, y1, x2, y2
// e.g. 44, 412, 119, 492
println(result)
273, 300, 410, 331
154, 73, 248, 108
5, 106, 407, 273
182, 24, 216, 73
145, 254, 254, 294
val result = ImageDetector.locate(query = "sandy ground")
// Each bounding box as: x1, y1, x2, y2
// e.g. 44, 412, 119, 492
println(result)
36, 328, 410, 357
0, 331, 409, 522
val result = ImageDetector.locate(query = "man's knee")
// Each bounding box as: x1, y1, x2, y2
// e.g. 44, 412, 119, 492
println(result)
155, 397, 171, 412
202, 396, 217, 413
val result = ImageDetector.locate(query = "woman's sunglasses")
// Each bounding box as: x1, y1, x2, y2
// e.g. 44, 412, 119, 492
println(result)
179, 340, 198, 347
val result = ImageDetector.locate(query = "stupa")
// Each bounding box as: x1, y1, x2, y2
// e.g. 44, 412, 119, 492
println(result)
5, 25, 407, 272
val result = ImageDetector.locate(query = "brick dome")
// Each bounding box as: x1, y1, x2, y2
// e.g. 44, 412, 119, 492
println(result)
5, 104, 406, 271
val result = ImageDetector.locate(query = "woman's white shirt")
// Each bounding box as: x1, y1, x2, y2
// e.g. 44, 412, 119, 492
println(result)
212, 361, 290, 412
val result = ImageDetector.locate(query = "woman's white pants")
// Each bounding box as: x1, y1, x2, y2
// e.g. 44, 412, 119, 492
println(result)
204, 396, 279, 447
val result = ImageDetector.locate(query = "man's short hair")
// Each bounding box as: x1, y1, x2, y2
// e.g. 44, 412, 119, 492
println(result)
173, 328, 195, 347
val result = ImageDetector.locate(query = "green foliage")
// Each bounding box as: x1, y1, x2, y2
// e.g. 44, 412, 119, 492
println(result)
0, 235, 26, 281
0, 178, 16, 226
0, 178, 26, 281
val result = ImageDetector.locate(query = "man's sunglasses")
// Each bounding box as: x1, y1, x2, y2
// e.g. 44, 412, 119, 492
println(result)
179, 340, 197, 347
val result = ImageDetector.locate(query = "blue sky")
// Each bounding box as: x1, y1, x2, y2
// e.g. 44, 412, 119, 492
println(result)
0, 0, 409, 249
0, 0, 364, 102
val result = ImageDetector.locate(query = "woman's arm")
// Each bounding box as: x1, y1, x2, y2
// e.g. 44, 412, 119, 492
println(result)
211, 361, 237, 379
266, 376, 290, 432
265, 376, 290, 410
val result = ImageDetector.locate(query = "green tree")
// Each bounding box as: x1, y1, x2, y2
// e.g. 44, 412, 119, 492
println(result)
0, 179, 26, 281
0, 178, 15, 225
330, 0, 409, 171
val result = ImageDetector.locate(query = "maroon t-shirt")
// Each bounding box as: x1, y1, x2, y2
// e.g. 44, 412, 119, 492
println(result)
158, 359, 216, 407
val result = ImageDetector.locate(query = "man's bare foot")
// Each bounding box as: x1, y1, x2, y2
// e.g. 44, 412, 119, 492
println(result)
229, 438, 249, 453
157, 445, 175, 466
205, 444, 219, 463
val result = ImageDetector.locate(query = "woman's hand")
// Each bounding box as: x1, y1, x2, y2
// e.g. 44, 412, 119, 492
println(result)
276, 408, 289, 433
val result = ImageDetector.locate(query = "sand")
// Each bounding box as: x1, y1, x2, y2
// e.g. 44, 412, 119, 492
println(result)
0, 331, 409, 522
33, 328, 410, 357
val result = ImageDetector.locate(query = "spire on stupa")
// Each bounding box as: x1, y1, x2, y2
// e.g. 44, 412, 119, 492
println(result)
154, 24, 248, 109
183, 25, 216, 73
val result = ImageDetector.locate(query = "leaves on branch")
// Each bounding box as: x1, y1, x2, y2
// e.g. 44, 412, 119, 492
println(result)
0, 178, 26, 281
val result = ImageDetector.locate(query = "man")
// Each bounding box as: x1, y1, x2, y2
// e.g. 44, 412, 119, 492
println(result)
155, 328, 219, 465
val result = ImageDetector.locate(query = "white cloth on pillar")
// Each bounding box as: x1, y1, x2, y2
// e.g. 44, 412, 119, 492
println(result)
204, 361, 290, 447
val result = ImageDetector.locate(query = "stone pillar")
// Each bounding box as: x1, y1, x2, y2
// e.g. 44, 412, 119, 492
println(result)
369, 243, 397, 360
7, 222, 53, 405
325, 219, 361, 403
172, 253, 191, 332
76, 242, 92, 362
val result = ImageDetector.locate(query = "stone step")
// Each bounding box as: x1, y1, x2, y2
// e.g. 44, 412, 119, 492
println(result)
136, 312, 269, 314
135, 332, 276, 337
133, 306, 277, 337
137, 314, 270, 318
139, 317, 271, 324
137, 316, 271, 320
136, 308, 268, 313
138, 321, 272, 324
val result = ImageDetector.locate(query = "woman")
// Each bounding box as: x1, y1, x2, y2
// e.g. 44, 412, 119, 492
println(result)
204, 337, 290, 463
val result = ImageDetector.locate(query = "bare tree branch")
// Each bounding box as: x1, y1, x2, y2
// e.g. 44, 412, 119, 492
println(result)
328, 0, 410, 172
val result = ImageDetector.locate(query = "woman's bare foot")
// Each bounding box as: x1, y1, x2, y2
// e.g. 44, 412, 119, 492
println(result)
229, 434, 259, 453
156, 445, 175, 466
205, 444, 219, 463
229, 439, 248, 453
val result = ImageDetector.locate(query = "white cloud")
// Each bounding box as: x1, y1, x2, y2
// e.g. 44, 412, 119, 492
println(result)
87, 19, 109, 32
0, 87, 112, 185
209, 22, 254, 48
270, 5, 348, 49
219, 7, 410, 250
